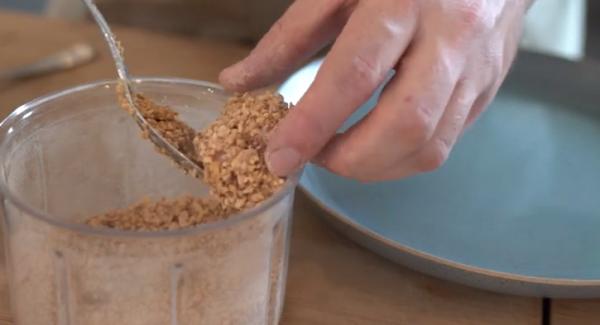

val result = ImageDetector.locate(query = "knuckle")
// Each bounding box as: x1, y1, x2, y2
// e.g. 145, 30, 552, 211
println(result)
455, 1, 491, 35
415, 139, 450, 172
339, 54, 385, 99
324, 151, 361, 179
398, 105, 436, 150
287, 108, 327, 153
271, 18, 286, 35
438, 50, 462, 81
321, 147, 381, 182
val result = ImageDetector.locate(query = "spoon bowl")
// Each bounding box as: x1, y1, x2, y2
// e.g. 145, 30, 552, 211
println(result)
81, 0, 204, 176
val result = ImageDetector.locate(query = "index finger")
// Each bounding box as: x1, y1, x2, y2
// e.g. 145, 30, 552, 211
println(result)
266, 0, 418, 176
219, 0, 353, 92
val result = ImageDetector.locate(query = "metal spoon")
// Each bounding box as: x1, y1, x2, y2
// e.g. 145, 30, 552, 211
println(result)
81, 0, 203, 176
0, 43, 95, 81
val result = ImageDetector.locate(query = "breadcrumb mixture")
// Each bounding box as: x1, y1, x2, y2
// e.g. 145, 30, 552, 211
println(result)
194, 92, 288, 213
87, 90, 290, 231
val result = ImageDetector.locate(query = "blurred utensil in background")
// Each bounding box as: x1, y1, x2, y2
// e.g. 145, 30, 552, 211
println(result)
0, 42, 95, 82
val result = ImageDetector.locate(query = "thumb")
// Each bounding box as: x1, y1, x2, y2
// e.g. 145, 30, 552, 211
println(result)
266, 96, 330, 176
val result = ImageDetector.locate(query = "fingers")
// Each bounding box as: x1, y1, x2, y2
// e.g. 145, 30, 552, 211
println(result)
219, 0, 354, 92
464, 89, 493, 129
315, 31, 464, 181
266, 0, 418, 176
399, 81, 477, 179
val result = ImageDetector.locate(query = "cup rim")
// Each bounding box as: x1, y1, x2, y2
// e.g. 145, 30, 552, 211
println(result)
0, 77, 300, 238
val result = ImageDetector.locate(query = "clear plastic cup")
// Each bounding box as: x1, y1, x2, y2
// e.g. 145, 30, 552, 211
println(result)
0, 78, 298, 325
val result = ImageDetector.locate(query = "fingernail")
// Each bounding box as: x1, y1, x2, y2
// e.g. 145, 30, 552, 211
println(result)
266, 147, 302, 176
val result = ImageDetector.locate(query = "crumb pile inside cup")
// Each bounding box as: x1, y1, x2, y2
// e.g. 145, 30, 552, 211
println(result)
6, 84, 295, 325
87, 90, 289, 231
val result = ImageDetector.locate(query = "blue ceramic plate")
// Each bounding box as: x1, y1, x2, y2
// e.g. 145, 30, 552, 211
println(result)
279, 52, 600, 298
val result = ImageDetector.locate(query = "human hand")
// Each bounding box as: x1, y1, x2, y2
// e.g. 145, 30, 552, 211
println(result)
219, 0, 533, 181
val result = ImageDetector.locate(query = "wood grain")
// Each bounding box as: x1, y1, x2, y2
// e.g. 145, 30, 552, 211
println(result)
283, 193, 540, 325
552, 300, 600, 325
0, 10, 249, 115
0, 10, 542, 324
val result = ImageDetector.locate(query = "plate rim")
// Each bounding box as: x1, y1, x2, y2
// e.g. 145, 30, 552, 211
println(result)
283, 52, 600, 297
299, 169, 600, 293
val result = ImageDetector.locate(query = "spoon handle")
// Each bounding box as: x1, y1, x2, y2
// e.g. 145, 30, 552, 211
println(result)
0, 43, 95, 81
81, 0, 204, 176
81, 0, 130, 83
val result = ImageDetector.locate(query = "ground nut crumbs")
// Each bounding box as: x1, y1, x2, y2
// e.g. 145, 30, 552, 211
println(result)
194, 92, 288, 213
116, 83, 198, 161
6, 88, 294, 325
134, 94, 198, 158
86, 196, 222, 231
87, 91, 290, 231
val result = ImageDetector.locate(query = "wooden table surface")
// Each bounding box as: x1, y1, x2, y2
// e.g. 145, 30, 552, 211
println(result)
0, 10, 592, 325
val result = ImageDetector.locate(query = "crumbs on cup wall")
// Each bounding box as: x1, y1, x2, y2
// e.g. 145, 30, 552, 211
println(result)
88, 91, 290, 231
